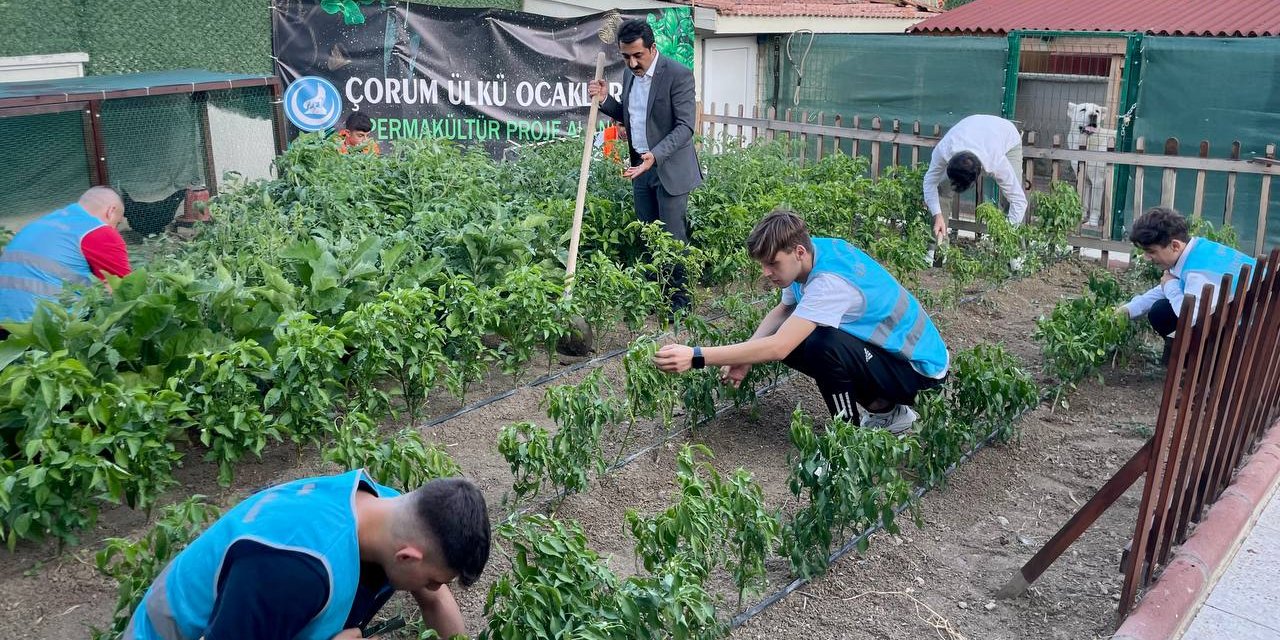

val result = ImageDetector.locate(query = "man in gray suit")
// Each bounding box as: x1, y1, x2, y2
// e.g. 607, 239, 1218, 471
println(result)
588, 19, 702, 312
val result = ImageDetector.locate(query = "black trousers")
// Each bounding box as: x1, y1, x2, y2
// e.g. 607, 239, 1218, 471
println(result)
783, 326, 944, 421
1148, 298, 1178, 365
1148, 298, 1178, 337
633, 168, 691, 310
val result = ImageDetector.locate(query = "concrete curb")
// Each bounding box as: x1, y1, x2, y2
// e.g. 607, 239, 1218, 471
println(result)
1112, 421, 1280, 640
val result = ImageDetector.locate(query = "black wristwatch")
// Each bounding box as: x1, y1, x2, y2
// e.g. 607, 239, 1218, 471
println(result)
691, 346, 705, 370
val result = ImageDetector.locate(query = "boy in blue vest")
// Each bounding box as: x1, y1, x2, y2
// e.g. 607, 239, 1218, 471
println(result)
1120, 206, 1256, 365
126, 471, 490, 640
654, 209, 949, 434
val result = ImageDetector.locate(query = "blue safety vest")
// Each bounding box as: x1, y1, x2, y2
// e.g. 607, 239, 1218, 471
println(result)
0, 203, 103, 323
125, 470, 399, 640
791, 238, 950, 378
1180, 237, 1256, 298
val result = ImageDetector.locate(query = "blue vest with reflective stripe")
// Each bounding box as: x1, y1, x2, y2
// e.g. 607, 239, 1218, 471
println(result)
791, 238, 950, 378
1180, 238, 1255, 298
0, 203, 103, 323
126, 470, 399, 640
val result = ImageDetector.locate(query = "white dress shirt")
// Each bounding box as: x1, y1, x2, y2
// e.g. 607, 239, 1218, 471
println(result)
626, 51, 660, 154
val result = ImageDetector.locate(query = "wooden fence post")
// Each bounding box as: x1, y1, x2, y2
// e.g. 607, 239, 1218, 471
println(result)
1160, 138, 1179, 209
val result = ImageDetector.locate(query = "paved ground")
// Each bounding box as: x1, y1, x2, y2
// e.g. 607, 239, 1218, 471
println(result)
1182, 492, 1280, 640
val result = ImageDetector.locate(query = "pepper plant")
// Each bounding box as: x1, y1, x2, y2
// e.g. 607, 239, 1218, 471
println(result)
323, 413, 462, 491
178, 340, 280, 487
270, 311, 348, 447
483, 514, 721, 640
491, 264, 573, 380
1028, 181, 1083, 259
1033, 271, 1139, 389
783, 407, 919, 578
0, 351, 186, 545
974, 202, 1034, 279
908, 388, 966, 488
435, 274, 500, 400
91, 496, 220, 640
339, 287, 448, 423
497, 370, 622, 504
482, 515, 625, 640
950, 344, 1039, 443
627, 444, 780, 605
622, 337, 680, 434
572, 252, 663, 343
496, 421, 552, 505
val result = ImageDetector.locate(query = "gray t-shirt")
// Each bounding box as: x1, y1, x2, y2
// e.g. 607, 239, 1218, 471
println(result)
782, 273, 867, 328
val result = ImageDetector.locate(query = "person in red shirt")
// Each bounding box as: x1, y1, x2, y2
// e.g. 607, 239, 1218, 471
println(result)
0, 186, 133, 336
337, 112, 380, 155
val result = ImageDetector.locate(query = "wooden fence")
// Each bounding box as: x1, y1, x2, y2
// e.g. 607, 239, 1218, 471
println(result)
997, 249, 1280, 622
697, 105, 1280, 261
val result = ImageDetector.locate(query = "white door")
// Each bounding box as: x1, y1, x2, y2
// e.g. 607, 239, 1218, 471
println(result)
702, 37, 759, 145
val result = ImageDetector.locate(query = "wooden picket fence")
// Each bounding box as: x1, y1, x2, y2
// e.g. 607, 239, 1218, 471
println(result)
997, 249, 1280, 622
696, 104, 1280, 261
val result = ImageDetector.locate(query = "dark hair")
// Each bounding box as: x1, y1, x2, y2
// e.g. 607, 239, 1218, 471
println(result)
617, 19, 655, 48
747, 208, 814, 262
411, 478, 490, 587
946, 151, 982, 193
1130, 206, 1190, 249
345, 111, 373, 133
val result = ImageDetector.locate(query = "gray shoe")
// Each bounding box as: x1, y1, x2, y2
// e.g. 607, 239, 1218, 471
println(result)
861, 404, 919, 435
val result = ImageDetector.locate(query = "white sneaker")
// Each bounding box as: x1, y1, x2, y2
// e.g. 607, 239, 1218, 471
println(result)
861, 404, 918, 435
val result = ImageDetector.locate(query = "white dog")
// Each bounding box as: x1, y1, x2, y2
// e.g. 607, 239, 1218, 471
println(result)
1066, 102, 1117, 227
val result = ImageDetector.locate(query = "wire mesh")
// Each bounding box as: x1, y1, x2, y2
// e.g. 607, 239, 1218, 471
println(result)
0, 87, 278, 237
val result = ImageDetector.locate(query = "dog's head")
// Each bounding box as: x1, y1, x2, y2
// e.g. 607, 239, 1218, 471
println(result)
1067, 102, 1108, 135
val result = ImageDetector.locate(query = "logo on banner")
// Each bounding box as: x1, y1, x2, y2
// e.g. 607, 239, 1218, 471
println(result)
284, 76, 343, 131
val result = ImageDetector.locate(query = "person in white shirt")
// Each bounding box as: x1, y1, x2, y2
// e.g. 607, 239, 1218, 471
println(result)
924, 114, 1027, 246
1120, 207, 1256, 365
652, 209, 950, 435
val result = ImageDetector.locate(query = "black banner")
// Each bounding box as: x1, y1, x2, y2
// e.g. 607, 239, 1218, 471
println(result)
272, 0, 695, 156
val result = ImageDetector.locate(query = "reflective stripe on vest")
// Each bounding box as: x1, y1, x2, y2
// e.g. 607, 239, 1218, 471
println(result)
0, 204, 103, 323
138, 565, 190, 640
0, 275, 61, 298
870, 289, 910, 346
0, 249, 93, 285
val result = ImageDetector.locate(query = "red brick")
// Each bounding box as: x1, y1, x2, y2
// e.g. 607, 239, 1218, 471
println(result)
1117, 557, 1208, 640
1177, 492, 1253, 570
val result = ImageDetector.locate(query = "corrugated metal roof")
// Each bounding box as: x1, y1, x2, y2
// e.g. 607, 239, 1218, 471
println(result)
678, 0, 937, 19
909, 0, 1280, 36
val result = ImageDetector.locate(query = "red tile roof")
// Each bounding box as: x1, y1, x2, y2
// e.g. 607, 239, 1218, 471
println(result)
910, 0, 1280, 37
678, 0, 938, 19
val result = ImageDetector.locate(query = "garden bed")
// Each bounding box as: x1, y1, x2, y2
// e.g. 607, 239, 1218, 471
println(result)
0, 257, 1162, 639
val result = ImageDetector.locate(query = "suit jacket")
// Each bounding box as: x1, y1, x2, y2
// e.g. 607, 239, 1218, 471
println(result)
599, 55, 703, 196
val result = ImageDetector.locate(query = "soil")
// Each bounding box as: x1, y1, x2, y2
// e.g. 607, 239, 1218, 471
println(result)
0, 258, 1166, 640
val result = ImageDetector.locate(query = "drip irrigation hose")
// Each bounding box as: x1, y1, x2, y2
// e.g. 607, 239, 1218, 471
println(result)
509, 372, 798, 519
416, 293, 776, 430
